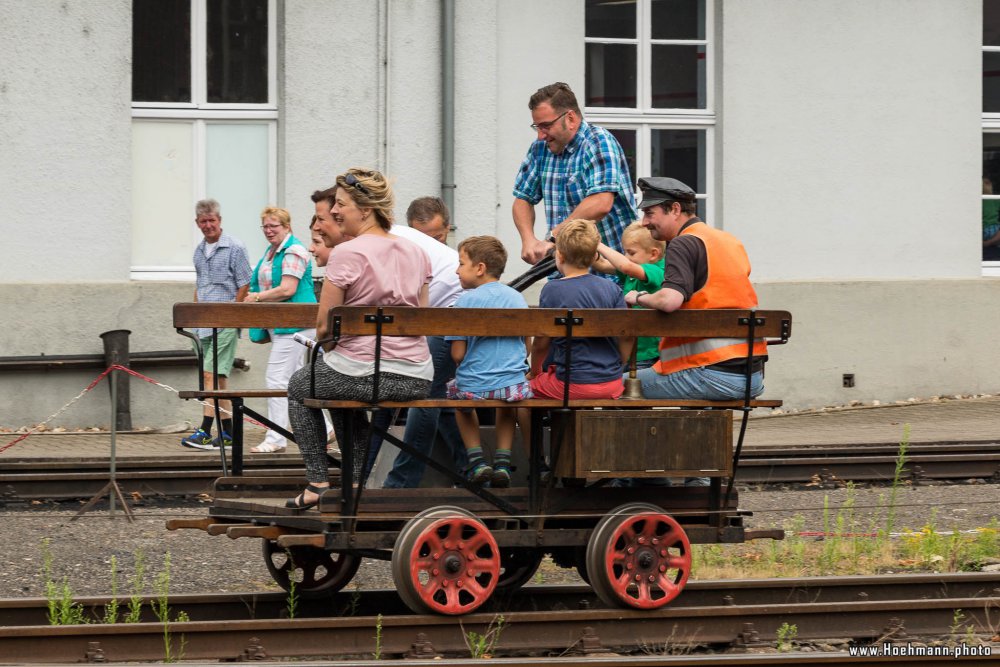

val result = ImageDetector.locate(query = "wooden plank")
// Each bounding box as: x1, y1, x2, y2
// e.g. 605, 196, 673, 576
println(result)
173, 302, 318, 329
303, 398, 782, 409
179, 390, 289, 399
326, 306, 792, 339
355, 486, 737, 514
173, 303, 791, 341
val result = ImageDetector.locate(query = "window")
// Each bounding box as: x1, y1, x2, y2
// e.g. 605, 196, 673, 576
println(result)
131, 0, 276, 279
585, 0, 712, 220
984, 5, 1000, 270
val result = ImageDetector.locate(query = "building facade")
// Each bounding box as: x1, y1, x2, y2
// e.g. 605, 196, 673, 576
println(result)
0, 0, 992, 428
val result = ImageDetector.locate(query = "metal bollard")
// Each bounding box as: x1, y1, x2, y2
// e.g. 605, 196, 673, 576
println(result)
99, 330, 132, 431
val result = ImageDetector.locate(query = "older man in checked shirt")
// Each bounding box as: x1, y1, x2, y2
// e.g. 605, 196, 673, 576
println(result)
512, 81, 638, 266
180, 198, 253, 450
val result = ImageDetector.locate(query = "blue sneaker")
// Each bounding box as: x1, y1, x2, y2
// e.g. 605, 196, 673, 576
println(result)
181, 429, 216, 450
212, 432, 233, 449
466, 461, 493, 485
491, 464, 511, 488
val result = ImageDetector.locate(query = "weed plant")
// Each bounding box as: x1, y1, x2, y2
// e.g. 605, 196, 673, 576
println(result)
101, 555, 120, 624
462, 614, 506, 659
691, 427, 998, 579
776, 622, 797, 652
151, 553, 189, 663
373, 613, 383, 660
285, 550, 299, 619
41, 539, 87, 626
124, 550, 147, 623
883, 425, 910, 538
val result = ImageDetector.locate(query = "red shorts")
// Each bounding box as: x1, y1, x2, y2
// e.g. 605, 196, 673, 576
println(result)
529, 366, 624, 400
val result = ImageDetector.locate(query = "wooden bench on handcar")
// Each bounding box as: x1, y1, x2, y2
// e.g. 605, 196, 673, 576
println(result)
302, 304, 791, 534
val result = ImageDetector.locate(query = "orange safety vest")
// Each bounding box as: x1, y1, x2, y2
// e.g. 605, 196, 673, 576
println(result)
655, 222, 768, 375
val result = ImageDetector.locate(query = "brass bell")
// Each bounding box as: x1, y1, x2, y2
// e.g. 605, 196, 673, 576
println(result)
621, 340, 645, 400
622, 376, 644, 399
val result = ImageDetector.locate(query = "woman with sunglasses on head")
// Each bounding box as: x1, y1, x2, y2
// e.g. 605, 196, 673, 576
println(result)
245, 206, 317, 454
284, 168, 433, 510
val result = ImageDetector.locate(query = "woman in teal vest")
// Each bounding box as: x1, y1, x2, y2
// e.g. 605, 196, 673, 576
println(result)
246, 206, 317, 453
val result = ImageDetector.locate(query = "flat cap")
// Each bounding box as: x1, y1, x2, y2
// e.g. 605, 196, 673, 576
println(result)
637, 177, 696, 209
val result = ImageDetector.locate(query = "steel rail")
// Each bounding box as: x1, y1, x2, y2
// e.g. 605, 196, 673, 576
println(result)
1, 442, 999, 501
1, 596, 996, 663
4, 573, 999, 627
1, 576, 998, 663
156, 651, 997, 667
0, 455, 303, 500
131, 655, 998, 667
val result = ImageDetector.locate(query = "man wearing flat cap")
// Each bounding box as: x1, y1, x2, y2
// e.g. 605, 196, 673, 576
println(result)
512, 82, 637, 265
624, 177, 767, 405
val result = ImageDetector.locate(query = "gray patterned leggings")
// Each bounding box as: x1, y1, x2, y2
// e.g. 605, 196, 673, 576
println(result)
287, 361, 430, 484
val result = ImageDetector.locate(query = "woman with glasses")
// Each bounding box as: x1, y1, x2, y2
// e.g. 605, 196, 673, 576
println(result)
245, 206, 317, 453
284, 168, 433, 510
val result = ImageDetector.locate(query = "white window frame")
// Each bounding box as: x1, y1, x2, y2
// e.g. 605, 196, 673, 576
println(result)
130, 0, 278, 281
129, 118, 278, 280
132, 0, 277, 112
587, 0, 715, 223
585, 0, 713, 117
984, 38, 1000, 275
982, 125, 1000, 276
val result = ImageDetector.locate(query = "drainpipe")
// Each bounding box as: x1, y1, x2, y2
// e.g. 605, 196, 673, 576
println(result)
377, 0, 391, 171
441, 0, 456, 229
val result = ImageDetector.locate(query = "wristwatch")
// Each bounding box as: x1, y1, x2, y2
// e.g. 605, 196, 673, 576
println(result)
634, 291, 649, 303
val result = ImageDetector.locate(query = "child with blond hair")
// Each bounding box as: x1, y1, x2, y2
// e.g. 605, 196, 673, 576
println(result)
529, 219, 630, 399
593, 221, 666, 369
446, 236, 532, 487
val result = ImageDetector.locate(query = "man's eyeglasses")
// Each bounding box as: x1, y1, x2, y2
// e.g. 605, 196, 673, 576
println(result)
530, 110, 569, 132
343, 173, 371, 198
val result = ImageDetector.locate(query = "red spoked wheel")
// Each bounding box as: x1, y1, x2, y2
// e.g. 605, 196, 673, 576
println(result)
391, 506, 500, 615
585, 503, 691, 609
262, 540, 361, 598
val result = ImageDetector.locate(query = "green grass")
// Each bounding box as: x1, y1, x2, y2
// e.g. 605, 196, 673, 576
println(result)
692, 427, 1000, 579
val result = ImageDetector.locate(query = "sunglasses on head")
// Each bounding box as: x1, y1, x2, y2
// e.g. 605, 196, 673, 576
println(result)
343, 173, 371, 198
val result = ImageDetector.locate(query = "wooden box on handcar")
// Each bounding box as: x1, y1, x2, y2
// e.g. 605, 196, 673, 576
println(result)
551, 408, 732, 479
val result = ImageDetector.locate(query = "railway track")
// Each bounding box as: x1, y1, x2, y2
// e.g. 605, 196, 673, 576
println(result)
2, 441, 998, 501
736, 440, 1000, 486
1, 574, 997, 662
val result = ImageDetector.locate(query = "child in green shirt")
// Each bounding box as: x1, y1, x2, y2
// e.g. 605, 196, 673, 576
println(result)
594, 221, 666, 369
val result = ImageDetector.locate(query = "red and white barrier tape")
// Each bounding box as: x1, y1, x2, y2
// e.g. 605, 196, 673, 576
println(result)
0, 364, 266, 454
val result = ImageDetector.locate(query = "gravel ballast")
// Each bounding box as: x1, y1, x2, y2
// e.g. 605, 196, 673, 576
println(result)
2, 482, 999, 599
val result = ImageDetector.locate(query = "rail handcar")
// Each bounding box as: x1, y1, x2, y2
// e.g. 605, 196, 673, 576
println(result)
169, 303, 791, 614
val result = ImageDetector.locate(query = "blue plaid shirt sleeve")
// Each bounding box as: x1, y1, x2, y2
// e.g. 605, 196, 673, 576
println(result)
581, 130, 628, 198
230, 241, 253, 289
512, 145, 544, 205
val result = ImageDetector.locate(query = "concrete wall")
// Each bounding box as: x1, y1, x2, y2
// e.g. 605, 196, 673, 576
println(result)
719, 0, 981, 280
756, 279, 1000, 409
0, 284, 274, 430
281, 1, 502, 236
7, 277, 1000, 428
279, 1, 366, 222
453, 0, 500, 239
495, 0, 584, 278
1, 1, 996, 429
0, 0, 133, 283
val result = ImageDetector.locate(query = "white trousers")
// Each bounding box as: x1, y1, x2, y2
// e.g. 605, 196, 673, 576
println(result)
262, 329, 314, 447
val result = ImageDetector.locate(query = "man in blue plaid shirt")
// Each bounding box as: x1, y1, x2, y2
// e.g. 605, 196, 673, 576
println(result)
512, 82, 638, 266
